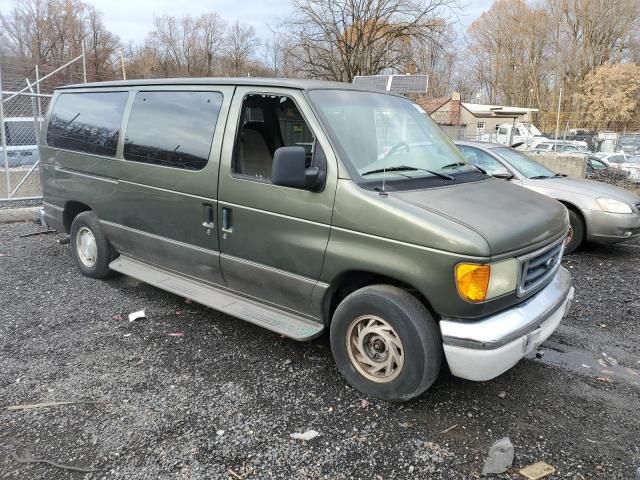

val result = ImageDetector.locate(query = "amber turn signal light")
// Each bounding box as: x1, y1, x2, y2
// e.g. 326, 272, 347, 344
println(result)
455, 263, 491, 302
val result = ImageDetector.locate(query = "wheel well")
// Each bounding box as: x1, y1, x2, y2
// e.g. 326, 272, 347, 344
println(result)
62, 201, 91, 233
322, 270, 433, 325
558, 201, 586, 233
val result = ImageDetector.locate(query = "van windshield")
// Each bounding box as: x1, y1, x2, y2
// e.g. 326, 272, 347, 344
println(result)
308, 89, 475, 182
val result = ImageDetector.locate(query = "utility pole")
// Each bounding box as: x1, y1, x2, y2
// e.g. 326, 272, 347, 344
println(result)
120, 50, 127, 80
555, 87, 562, 141
81, 41, 87, 83
0, 63, 10, 195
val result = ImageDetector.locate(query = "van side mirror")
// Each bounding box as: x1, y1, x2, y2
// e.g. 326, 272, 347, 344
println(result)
271, 146, 325, 191
491, 168, 514, 180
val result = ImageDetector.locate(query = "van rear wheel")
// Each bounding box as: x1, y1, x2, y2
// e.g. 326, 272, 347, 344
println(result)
330, 285, 442, 402
70, 211, 114, 279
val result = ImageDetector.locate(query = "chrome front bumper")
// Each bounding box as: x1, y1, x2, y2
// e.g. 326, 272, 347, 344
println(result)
440, 267, 574, 381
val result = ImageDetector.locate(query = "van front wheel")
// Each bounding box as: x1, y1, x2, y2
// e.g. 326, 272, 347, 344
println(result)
70, 211, 114, 279
330, 285, 442, 402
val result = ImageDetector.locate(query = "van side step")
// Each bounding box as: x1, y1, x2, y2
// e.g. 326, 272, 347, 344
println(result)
109, 256, 324, 341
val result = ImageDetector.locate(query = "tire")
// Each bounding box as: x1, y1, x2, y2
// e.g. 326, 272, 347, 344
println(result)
330, 285, 442, 402
565, 209, 585, 254
70, 211, 114, 279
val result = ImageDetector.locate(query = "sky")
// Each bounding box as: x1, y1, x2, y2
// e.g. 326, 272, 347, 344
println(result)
0, 0, 494, 45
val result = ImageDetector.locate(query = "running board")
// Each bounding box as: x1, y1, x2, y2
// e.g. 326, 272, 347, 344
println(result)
109, 256, 324, 341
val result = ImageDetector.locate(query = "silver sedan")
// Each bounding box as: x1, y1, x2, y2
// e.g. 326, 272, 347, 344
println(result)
455, 141, 640, 253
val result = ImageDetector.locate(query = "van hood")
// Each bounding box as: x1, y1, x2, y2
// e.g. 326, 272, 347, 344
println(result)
390, 178, 568, 256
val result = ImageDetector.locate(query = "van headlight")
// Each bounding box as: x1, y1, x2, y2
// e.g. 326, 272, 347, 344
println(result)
596, 198, 632, 214
455, 259, 518, 302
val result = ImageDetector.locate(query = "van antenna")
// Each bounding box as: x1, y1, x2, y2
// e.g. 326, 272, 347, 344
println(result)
381, 88, 391, 194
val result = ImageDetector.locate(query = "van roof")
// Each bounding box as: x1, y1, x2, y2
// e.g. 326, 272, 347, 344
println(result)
58, 77, 380, 92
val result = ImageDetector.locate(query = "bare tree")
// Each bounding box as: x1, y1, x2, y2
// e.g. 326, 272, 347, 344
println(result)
545, 0, 640, 124
223, 20, 260, 76
284, 0, 461, 82
142, 13, 229, 77
198, 13, 225, 76
83, 7, 121, 80
148, 14, 199, 75
0, 0, 122, 82
408, 20, 459, 97
466, 0, 552, 108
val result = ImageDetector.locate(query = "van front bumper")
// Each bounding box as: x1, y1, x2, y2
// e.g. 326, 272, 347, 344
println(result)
440, 267, 574, 381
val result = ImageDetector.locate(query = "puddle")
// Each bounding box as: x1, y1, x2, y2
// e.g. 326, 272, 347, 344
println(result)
527, 348, 640, 385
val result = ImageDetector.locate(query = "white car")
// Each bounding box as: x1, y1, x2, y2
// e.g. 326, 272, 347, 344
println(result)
596, 152, 640, 182
529, 140, 588, 153
1, 117, 41, 167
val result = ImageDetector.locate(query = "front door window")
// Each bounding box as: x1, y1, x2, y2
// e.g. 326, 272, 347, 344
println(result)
232, 94, 315, 181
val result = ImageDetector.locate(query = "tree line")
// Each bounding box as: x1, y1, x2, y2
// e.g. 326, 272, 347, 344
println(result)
0, 0, 638, 130
460, 0, 640, 130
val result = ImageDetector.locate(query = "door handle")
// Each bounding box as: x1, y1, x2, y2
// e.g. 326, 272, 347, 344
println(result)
222, 207, 233, 233
202, 204, 215, 229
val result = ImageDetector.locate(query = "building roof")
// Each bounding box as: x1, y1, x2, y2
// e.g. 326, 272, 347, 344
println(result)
58, 77, 380, 92
413, 96, 450, 114
462, 102, 539, 117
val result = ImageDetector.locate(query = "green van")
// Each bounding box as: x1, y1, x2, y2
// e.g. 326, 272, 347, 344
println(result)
40, 78, 574, 401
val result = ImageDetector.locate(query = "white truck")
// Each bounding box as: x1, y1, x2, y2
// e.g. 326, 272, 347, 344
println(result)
481, 122, 548, 148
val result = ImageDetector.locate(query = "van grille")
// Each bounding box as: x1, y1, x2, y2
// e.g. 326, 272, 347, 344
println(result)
517, 237, 565, 297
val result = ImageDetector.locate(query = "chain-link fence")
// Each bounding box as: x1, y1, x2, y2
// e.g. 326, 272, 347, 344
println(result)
1, 54, 86, 202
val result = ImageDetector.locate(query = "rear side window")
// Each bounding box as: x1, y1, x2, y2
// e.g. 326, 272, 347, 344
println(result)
123, 91, 223, 170
46, 92, 128, 156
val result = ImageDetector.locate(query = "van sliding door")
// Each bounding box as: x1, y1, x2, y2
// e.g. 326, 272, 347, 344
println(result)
105, 86, 235, 286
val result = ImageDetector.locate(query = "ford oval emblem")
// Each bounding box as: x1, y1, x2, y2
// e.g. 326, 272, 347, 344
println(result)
545, 256, 556, 269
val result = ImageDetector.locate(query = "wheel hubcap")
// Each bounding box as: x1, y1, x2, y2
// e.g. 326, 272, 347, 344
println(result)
76, 226, 97, 267
346, 315, 404, 383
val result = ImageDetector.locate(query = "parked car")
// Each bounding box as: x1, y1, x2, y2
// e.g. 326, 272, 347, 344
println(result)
564, 131, 601, 152
1, 116, 40, 167
528, 140, 587, 153
456, 141, 640, 253
617, 134, 640, 155
595, 152, 640, 183
41, 79, 575, 402
585, 156, 630, 183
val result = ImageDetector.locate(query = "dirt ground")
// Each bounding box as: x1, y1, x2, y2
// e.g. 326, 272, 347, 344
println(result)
1, 222, 638, 479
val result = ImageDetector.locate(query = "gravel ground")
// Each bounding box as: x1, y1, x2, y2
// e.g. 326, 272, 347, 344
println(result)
1, 222, 639, 479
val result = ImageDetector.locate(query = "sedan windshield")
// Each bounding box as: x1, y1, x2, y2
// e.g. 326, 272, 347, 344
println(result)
493, 147, 556, 178
308, 90, 475, 181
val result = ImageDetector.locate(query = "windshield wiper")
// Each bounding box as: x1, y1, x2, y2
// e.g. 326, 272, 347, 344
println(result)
440, 162, 468, 170
441, 161, 487, 174
361, 166, 454, 181
553, 173, 567, 177
529, 175, 551, 179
